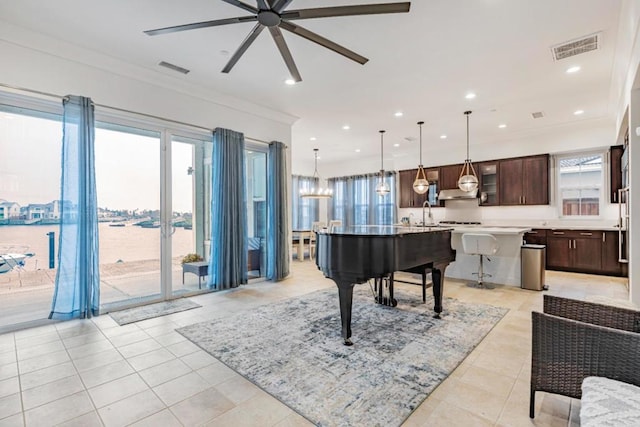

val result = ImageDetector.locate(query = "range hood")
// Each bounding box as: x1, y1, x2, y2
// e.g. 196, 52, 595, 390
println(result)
438, 188, 479, 200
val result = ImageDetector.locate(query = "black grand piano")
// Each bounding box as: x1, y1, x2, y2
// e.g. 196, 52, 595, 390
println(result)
315, 225, 456, 345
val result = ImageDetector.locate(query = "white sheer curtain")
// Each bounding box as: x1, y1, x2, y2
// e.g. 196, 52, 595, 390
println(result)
328, 172, 396, 226
291, 175, 319, 230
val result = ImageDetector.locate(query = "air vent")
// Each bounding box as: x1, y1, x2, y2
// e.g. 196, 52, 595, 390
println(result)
531, 112, 544, 119
551, 33, 600, 61
158, 61, 190, 74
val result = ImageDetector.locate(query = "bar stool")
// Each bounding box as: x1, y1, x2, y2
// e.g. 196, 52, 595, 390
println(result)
462, 233, 499, 289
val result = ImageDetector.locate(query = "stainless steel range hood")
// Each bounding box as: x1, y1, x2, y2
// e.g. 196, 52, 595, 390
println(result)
438, 188, 479, 200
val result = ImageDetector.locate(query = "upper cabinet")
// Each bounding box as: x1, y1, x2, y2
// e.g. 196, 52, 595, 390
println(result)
398, 168, 438, 208
478, 161, 499, 206
439, 164, 462, 191
499, 154, 549, 206
610, 145, 624, 203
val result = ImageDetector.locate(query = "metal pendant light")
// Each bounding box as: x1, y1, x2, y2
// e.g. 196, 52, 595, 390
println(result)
413, 121, 428, 194
458, 111, 479, 192
300, 148, 333, 198
376, 130, 391, 196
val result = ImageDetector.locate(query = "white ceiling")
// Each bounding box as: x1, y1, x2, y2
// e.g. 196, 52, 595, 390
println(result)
0, 0, 623, 166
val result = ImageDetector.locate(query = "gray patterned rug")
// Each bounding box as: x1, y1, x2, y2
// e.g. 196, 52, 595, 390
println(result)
177, 286, 508, 427
109, 298, 201, 325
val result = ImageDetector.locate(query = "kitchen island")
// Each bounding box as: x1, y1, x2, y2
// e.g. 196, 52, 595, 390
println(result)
445, 226, 531, 287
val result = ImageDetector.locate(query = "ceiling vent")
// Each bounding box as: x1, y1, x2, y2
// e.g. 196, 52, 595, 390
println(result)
158, 61, 190, 74
551, 33, 600, 61
531, 112, 544, 119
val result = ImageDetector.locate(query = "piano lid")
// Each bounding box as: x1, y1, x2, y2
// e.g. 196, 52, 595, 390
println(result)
325, 225, 452, 236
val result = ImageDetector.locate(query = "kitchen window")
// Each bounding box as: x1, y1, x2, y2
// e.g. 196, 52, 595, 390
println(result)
556, 152, 604, 217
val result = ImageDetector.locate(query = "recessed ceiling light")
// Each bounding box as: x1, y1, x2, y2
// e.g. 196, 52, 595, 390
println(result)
465, 92, 476, 99
498, 124, 507, 129
310, 137, 316, 141
342, 125, 350, 130
566, 66, 581, 73
440, 135, 447, 139
574, 110, 584, 115
394, 111, 403, 117
394, 143, 400, 147
284, 79, 296, 85
355, 149, 361, 153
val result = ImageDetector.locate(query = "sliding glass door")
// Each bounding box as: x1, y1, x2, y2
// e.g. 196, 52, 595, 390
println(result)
94, 125, 163, 309
246, 145, 267, 280
170, 135, 209, 295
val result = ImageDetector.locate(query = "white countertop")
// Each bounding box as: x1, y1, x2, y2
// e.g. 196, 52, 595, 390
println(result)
450, 226, 531, 235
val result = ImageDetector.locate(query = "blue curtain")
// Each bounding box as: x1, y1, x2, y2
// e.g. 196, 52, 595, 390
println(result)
291, 175, 319, 230
328, 171, 397, 226
49, 95, 100, 320
266, 141, 289, 280
208, 128, 248, 289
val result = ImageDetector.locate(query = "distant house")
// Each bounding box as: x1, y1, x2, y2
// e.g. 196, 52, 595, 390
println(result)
21, 203, 48, 220
0, 200, 20, 220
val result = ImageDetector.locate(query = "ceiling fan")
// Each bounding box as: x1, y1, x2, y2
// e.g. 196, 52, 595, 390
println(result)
145, 1, 411, 82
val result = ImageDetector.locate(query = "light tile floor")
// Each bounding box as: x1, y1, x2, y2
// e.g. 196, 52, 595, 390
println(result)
0, 261, 629, 426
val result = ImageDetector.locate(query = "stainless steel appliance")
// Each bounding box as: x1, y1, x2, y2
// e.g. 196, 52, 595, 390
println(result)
618, 187, 629, 263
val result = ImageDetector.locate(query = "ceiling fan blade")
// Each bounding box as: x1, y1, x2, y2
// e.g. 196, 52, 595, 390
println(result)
281, 2, 411, 20
220, 0, 258, 14
280, 20, 368, 65
222, 23, 265, 73
256, 0, 268, 10
268, 26, 302, 82
271, 0, 293, 13
144, 16, 257, 36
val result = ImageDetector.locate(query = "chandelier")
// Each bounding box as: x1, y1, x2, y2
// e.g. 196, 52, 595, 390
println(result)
300, 148, 333, 199
413, 121, 428, 194
458, 111, 479, 192
376, 130, 390, 195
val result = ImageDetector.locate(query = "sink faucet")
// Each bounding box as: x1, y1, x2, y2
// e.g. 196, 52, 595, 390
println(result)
422, 200, 433, 226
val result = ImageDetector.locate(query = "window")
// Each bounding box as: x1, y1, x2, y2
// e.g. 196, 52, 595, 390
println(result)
292, 175, 319, 230
557, 152, 603, 217
329, 172, 396, 226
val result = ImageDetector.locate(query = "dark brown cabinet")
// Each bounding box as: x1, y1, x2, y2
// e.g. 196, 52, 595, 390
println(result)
399, 169, 416, 208
398, 168, 434, 208
524, 229, 546, 246
478, 161, 499, 206
544, 229, 630, 276
602, 231, 627, 276
610, 145, 624, 203
439, 164, 462, 191
499, 155, 549, 205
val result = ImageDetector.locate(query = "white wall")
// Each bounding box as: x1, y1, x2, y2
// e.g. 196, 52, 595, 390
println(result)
0, 22, 295, 143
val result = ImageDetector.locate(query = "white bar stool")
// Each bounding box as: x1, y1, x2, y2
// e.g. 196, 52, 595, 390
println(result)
462, 233, 499, 289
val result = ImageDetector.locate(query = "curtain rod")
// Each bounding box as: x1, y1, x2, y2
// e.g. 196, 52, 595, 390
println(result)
0, 82, 270, 144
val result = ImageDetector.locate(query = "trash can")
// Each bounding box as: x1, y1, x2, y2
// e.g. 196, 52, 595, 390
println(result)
521, 244, 546, 291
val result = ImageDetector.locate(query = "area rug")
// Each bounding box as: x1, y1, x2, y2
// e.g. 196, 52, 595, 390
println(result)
109, 298, 201, 325
176, 286, 508, 427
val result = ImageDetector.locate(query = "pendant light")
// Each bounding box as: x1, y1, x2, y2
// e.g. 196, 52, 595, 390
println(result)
376, 130, 390, 196
300, 148, 333, 198
413, 121, 428, 194
458, 111, 479, 192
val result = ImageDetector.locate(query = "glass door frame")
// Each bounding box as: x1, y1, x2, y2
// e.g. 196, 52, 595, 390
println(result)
94, 108, 213, 305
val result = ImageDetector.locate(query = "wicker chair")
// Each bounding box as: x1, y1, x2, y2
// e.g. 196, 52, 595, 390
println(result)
530, 294, 640, 418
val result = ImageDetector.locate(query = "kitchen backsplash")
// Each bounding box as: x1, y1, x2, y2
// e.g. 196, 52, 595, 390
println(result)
398, 199, 620, 229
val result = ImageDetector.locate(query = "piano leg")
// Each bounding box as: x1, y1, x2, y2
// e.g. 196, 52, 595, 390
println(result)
336, 282, 355, 346
431, 262, 448, 319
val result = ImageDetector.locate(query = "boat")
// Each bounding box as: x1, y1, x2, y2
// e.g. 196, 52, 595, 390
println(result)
109, 222, 126, 227
140, 221, 161, 228
0, 245, 35, 273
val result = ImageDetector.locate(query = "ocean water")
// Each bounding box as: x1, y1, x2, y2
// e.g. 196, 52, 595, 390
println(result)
0, 223, 194, 270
